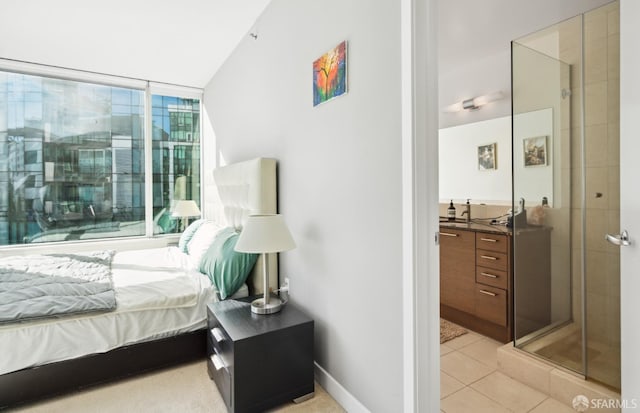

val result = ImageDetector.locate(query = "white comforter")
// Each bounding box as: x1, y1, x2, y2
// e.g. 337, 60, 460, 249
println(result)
110, 246, 203, 311
0, 247, 214, 376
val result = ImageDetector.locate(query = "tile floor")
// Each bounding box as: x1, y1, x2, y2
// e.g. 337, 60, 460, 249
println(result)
440, 328, 575, 413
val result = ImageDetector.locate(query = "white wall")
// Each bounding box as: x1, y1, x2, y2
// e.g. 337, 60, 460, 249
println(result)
439, 49, 511, 129
203, 0, 403, 411
439, 116, 511, 204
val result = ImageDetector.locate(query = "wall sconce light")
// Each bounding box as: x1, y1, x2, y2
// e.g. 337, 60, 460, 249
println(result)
443, 91, 504, 113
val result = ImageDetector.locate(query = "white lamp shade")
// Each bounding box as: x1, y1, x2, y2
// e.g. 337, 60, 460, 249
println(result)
235, 214, 296, 253
171, 200, 201, 218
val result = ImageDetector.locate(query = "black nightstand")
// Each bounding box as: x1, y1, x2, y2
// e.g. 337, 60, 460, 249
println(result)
206, 299, 314, 413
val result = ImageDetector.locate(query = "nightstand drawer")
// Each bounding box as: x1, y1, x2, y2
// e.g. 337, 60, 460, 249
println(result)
208, 326, 232, 355
207, 332, 233, 371
476, 251, 508, 271
207, 307, 234, 358
207, 349, 232, 408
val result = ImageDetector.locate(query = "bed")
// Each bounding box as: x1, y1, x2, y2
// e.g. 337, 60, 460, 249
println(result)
0, 157, 278, 408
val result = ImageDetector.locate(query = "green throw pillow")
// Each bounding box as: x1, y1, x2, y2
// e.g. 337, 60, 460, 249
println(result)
157, 210, 178, 234
199, 227, 258, 299
178, 219, 205, 253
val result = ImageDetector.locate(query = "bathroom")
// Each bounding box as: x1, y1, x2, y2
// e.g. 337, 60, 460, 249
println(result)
438, 0, 623, 410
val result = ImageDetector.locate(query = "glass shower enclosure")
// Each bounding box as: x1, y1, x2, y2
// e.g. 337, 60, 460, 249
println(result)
512, 1, 620, 390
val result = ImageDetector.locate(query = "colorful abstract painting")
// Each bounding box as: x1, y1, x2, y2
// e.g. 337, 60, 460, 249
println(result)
313, 41, 347, 106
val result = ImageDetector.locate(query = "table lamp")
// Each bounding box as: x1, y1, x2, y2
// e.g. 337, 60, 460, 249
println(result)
172, 200, 201, 231
235, 214, 296, 314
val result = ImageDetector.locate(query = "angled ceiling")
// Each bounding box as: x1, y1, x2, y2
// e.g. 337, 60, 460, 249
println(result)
1, 1, 615, 92
438, 0, 613, 127
0, 0, 271, 88
438, 0, 613, 72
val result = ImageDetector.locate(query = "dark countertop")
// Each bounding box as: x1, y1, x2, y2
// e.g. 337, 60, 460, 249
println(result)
439, 220, 511, 235
439, 219, 551, 235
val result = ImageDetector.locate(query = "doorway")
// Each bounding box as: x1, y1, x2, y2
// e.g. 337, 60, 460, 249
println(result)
412, 0, 640, 410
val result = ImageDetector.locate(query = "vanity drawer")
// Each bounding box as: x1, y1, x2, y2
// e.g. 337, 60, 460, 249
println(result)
476, 251, 508, 271
475, 285, 507, 327
476, 267, 508, 290
476, 233, 508, 253
439, 228, 475, 252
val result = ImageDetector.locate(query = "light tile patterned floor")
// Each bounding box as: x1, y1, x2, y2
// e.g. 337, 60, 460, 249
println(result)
440, 325, 573, 413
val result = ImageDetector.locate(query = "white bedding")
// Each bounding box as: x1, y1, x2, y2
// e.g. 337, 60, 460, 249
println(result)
0, 246, 246, 376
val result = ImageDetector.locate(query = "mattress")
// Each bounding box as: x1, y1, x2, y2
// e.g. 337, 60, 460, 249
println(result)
0, 246, 247, 376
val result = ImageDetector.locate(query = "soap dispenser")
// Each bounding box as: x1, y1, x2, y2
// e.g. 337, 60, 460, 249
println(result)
447, 200, 456, 221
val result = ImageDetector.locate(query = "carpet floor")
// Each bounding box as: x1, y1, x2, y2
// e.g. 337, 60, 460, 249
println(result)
10, 361, 345, 413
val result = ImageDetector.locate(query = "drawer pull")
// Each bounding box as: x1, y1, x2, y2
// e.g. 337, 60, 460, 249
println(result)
480, 255, 498, 261
211, 327, 225, 343
440, 232, 459, 237
480, 237, 498, 243
479, 289, 497, 297
210, 354, 225, 371
480, 272, 498, 278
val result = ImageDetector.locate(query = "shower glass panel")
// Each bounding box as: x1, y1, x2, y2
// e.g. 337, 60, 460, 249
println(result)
512, 40, 579, 372
512, 1, 620, 391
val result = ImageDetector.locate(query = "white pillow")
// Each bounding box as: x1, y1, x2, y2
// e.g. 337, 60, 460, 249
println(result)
187, 221, 224, 269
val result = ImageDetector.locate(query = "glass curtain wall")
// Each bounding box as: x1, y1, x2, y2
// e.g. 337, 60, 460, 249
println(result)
151, 95, 201, 235
512, 1, 620, 390
0, 72, 145, 244
0, 69, 202, 245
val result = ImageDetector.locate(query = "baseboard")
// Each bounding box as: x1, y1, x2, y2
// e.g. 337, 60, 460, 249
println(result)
314, 362, 370, 413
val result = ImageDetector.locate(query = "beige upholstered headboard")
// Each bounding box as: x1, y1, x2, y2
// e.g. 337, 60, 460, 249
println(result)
212, 158, 278, 295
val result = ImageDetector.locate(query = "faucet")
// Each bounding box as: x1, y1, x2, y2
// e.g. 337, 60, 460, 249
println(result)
461, 199, 471, 223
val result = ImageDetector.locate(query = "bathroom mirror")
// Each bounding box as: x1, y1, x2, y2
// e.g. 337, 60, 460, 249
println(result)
439, 107, 554, 207
513, 108, 554, 207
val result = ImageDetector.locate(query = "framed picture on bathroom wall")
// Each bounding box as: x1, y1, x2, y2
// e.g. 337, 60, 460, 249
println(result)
523, 135, 548, 167
477, 143, 496, 171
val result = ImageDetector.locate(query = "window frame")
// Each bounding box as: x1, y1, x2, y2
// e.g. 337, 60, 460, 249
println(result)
0, 59, 204, 250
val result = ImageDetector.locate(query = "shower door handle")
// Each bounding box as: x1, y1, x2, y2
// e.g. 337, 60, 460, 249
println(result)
605, 230, 631, 246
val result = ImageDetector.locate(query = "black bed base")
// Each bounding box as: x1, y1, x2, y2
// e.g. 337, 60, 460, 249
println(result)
0, 330, 206, 409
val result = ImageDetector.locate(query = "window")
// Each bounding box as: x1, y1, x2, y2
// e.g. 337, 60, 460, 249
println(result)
151, 95, 201, 235
0, 69, 201, 245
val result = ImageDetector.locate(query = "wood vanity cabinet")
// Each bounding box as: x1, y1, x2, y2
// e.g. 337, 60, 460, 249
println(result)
440, 224, 550, 343
440, 226, 513, 342
474, 232, 510, 332
439, 228, 476, 315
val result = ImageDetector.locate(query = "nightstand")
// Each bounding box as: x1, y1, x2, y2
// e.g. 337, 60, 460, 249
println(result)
206, 299, 314, 413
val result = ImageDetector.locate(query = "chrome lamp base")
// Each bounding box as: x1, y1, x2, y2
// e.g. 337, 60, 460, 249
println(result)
251, 296, 283, 315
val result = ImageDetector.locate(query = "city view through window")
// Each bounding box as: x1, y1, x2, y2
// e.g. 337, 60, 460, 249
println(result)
0, 71, 201, 245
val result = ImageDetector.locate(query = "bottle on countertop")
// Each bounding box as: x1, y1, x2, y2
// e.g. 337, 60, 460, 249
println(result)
447, 200, 456, 221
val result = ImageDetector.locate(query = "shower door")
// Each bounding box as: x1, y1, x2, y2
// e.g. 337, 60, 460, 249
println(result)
512, 41, 577, 370
512, 2, 621, 391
